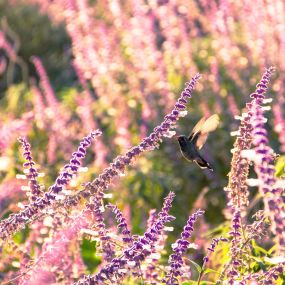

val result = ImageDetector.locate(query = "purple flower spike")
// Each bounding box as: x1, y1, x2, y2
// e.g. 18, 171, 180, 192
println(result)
230, 67, 284, 253
227, 210, 242, 283
48, 130, 102, 196
203, 236, 228, 263
31, 56, 58, 108
225, 67, 275, 216
0, 130, 102, 242
0, 73, 200, 243
165, 209, 204, 285
249, 85, 285, 252
71, 73, 201, 204
18, 137, 43, 201
88, 195, 115, 262
75, 192, 176, 285
107, 204, 133, 246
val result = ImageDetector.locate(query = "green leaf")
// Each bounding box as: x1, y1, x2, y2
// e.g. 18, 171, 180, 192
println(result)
250, 256, 266, 270
188, 260, 202, 273
251, 240, 269, 256
275, 155, 285, 177
267, 245, 276, 255
203, 268, 220, 276
80, 237, 101, 273
13, 227, 29, 244
250, 261, 260, 271
182, 281, 216, 285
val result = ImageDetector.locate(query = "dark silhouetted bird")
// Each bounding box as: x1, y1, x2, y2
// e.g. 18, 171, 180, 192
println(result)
177, 114, 220, 171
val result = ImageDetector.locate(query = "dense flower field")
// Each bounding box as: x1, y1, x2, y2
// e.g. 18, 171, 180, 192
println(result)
0, 0, 284, 284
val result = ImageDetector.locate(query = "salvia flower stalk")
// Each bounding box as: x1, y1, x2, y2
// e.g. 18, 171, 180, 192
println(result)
248, 96, 285, 253
239, 67, 285, 253
31, 56, 58, 108
18, 137, 43, 202
0, 72, 200, 244
164, 209, 204, 285
65, 73, 201, 207
0, 130, 102, 242
203, 236, 228, 264
74, 191, 176, 285
227, 210, 243, 284
87, 195, 115, 263
225, 67, 275, 215
106, 203, 134, 246
224, 67, 280, 284
142, 209, 168, 284
197, 236, 228, 284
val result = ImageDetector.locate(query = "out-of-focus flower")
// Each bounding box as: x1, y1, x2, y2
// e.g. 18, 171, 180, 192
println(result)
0, 30, 17, 61
31, 56, 58, 108
0, 113, 34, 156
21, 213, 89, 284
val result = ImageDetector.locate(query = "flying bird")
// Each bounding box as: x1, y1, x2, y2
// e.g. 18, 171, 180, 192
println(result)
176, 114, 220, 171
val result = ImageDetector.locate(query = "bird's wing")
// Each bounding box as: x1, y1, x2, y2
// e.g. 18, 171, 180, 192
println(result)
189, 114, 220, 149
188, 116, 206, 141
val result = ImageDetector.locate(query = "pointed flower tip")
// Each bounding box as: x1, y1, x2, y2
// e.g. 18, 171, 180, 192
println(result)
197, 209, 205, 214
185, 73, 201, 86
166, 191, 176, 200
195, 72, 202, 78
90, 129, 102, 138
18, 136, 27, 144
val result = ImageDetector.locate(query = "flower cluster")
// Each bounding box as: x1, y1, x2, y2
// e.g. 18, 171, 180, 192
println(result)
75, 192, 176, 285
87, 195, 115, 263
18, 137, 43, 202
227, 210, 242, 284
69, 73, 201, 207
238, 263, 284, 285
20, 213, 89, 284
225, 67, 275, 215
106, 203, 133, 246
203, 236, 228, 264
31, 56, 58, 108
242, 67, 285, 253
0, 130, 102, 242
164, 209, 204, 285
0, 64, 284, 284
0, 30, 17, 62
2, 0, 285, 283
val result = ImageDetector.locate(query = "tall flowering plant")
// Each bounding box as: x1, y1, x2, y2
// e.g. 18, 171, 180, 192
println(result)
0, 69, 284, 284
1, 0, 285, 283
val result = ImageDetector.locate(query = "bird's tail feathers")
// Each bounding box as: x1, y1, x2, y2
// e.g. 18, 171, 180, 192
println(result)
195, 156, 213, 171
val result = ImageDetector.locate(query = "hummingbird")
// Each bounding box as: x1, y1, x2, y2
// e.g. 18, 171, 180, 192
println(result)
176, 114, 220, 171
